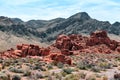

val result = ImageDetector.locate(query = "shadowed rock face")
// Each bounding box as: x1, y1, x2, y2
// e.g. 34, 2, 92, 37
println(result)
0, 30, 120, 65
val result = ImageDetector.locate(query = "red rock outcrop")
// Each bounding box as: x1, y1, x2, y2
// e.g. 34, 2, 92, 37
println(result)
0, 30, 120, 65
55, 34, 73, 50
0, 44, 72, 65
50, 53, 72, 65
54, 30, 120, 54
86, 30, 111, 46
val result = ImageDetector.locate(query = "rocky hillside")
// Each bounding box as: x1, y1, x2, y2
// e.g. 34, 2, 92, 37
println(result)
0, 12, 120, 50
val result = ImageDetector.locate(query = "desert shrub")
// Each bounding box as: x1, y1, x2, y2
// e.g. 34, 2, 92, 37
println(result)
77, 62, 88, 70
12, 75, 21, 80
98, 62, 112, 69
72, 61, 77, 65
33, 63, 46, 71
61, 71, 67, 77
116, 57, 120, 61
76, 59, 94, 70
33, 65, 46, 71
39, 66, 46, 71
2, 61, 11, 67
0, 59, 2, 63
33, 65, 41, 70
23, 70, 31, 76
46, 64, 53, 70
54, 73, 63, 80
63, 68, 73, 74
91, 66, 101, 72
64, 74, 80, 80
9, 67, 24, 73
0, 73, 9, 80
57, 62, 64, 68
30, 70, 46, 79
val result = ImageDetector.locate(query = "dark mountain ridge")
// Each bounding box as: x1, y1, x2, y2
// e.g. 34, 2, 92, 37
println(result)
0, 12, 120, 44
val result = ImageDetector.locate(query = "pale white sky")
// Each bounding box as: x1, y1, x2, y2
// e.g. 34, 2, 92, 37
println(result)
0, 0, 120, 23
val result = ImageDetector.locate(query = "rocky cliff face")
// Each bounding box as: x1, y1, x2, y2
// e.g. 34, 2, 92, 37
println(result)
0, 12, 120, 50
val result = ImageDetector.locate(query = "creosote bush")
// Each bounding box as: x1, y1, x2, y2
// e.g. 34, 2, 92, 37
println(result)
9, 67, 24, 73
57, 62, 64, 68
63, 68, 73, 74
91, 66, 101, 72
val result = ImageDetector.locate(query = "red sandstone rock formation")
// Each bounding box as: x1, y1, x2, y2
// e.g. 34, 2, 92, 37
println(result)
54, 30, 120, 54
55, 34, 73, 50
0, 30, 120, 65
0, 44, 72, 65
50, 53, 72, 65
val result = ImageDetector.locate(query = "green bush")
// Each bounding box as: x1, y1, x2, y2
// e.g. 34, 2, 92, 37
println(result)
57, 62, 64, 68
9, 67, 24, 73
98, 62, 112, 69
77, 62, 88, 70
61, 71, 67, 77
46, 64, 53, 70
23, 70, 31, 76
63, 68, 73, 74
91, 66, 101, 72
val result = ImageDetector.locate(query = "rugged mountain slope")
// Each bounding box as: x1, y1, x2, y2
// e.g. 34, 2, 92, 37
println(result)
0, 12, 120, 50
39, 12, 115, 42
110, 22, 120, 35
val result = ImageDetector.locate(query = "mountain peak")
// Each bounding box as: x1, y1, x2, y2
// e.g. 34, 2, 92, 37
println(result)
112, 22, 120, 26
69, 12, 91, 21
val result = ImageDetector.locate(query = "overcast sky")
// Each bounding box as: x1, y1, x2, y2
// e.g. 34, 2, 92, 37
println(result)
0, 0, 120, 23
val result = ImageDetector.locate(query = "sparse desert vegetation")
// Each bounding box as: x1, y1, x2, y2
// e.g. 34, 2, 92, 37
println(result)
0, 52, 120, 80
